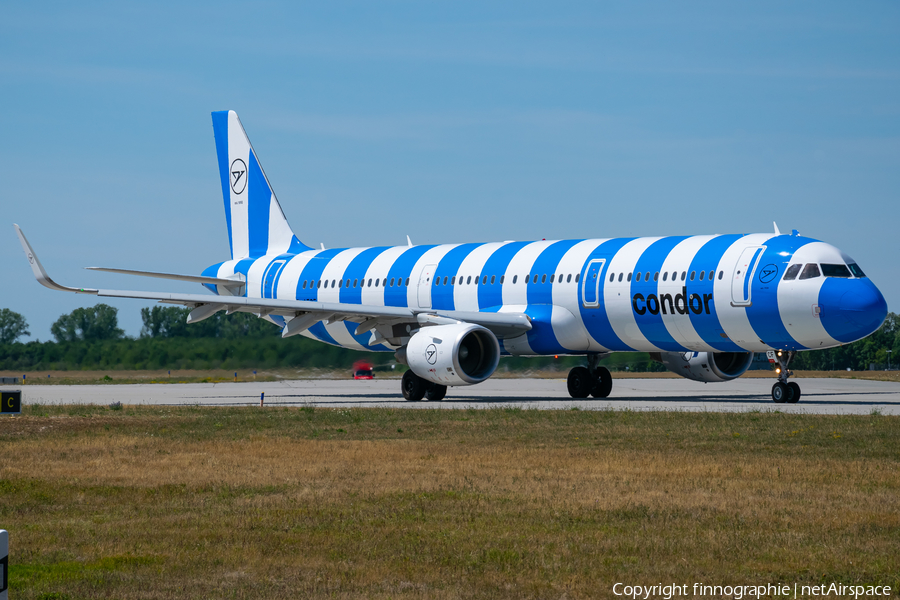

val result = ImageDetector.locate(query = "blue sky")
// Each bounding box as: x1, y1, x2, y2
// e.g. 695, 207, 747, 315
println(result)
3, 1, 898, 340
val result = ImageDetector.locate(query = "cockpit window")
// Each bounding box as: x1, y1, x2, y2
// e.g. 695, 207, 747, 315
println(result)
821, 264, 852, 278
798, 263, 821, 280
848, 263, 866, 278
783, 264, 802, 281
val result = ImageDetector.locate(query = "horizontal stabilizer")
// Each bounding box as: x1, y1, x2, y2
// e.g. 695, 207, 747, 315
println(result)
86, 267, 244, 288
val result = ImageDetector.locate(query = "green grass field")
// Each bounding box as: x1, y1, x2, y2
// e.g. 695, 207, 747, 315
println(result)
1, 405, 898, 599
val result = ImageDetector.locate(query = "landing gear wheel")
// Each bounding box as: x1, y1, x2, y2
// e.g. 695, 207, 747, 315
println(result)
567, 366, 592, 399
772, 381, 787, 403
425, 383, 447, 402
591, 366, 613, 398
401, 370, 426, 401
787, 382, 801, 403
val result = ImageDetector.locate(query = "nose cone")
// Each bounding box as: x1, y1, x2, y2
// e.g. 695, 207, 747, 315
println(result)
821, 278, 888, 343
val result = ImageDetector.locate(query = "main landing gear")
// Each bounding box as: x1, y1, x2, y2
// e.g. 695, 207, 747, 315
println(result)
567, 354, 613, 399
401, 370, 447, 402
770, 350, 801, 404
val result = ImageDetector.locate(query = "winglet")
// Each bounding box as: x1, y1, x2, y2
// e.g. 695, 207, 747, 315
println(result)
407, 235, 413, 248
773, 222, 781, 236
13, 224, 98, 294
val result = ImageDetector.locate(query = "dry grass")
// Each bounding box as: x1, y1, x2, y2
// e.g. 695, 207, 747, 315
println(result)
1, 406, 899, 599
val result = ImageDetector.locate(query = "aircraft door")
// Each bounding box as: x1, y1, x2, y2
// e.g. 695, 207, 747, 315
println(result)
262, 259, 286, 298
731, 246, 764, 307
417, 264, 437, 309
581, 259, 606, 308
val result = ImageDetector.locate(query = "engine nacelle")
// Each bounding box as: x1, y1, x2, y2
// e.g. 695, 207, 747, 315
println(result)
651, 351, 754, 383
405, 323, 500, 386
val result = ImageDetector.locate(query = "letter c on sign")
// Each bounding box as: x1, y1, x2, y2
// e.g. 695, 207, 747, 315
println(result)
632, 294, 646, 316
613, 583, 623, 595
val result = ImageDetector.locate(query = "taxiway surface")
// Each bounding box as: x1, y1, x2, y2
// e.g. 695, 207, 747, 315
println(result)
11, 377, 900, 414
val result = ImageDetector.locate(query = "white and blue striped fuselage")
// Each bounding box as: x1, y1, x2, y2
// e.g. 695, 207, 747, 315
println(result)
204, 232, 887, 357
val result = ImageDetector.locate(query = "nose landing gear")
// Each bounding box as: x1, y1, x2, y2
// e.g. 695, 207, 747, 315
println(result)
567, 354, 613, 399
769, 350, 800, 403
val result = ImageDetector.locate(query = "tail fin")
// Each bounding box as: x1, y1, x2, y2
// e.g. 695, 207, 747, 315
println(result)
211, 110, 311, 259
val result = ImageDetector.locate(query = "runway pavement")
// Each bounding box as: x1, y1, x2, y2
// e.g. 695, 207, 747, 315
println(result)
10, 377, 900, 414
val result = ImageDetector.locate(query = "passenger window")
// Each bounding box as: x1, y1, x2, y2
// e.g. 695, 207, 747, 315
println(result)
618, 273, 623, 282
635, 272, 641, 282
512, 275, 518, 284
467, 276, 472, 284
491, 275, 496, 284
451, 276, 456, 285
709, 270, 714, 280
353, 279, 358, 288
699, 271, 705, 281
567, 274, 572, 283
390, 278, 395, 287
626, 272, 632, 282
575, 273, 580, 283
718, 271, 723, 280
689, 271, 695, 281
822, 264, 851, 278
550, 274, 555, 283
680, 272, 686, 281
654, 272, 659, 282
404, 278, 409, 286
798, 264, 821, 280
672, 271, 677, 281
662, 272, 668, 282
443, 276, 448, 285
783, 264, 802, 281
848, 263, 866, 277
302, 280, 307, 289
609, 273, 615, 283
500, 275, 505, 284
541, 274, 547, 283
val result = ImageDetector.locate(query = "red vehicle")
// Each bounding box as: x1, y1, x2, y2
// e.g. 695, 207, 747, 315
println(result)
352, 360, 374, 380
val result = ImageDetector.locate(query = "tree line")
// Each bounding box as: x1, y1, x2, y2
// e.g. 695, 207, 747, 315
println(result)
0, 305, 897, 372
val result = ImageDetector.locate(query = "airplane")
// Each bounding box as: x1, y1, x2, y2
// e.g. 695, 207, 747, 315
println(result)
15, 110, 888, 404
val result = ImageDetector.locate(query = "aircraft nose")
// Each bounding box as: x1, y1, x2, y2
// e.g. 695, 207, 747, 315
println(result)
821, 278, 888, 343
841, 282, 888, 332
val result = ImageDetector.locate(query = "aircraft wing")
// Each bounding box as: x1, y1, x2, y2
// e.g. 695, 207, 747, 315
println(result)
15, 224, 531, 340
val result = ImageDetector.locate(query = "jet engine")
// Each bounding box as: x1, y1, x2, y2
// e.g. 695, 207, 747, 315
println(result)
651, 351, 754, 383
405, 323, 500, 386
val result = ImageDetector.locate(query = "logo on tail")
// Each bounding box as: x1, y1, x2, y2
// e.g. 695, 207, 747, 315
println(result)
230, 158, 247, 194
